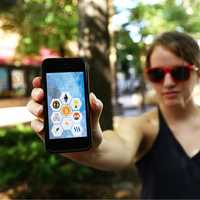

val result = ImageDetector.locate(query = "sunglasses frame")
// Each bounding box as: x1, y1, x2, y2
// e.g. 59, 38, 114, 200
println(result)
145, 64, 199, 83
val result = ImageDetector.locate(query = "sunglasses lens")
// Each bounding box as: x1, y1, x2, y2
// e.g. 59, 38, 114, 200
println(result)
171, 66, 190, 81
147, 68, 165, 82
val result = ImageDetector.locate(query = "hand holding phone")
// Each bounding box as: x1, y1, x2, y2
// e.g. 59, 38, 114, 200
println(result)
42, 58, 93, 153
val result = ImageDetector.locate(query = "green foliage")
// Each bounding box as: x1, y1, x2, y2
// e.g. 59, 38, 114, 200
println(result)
116, 30, 141, 74
116, 0, 200, 76
0, 125, 100, 198
0, 0, 78, 55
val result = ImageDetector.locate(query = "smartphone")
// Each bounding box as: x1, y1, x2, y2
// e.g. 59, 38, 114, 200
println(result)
42, 57, 92, 153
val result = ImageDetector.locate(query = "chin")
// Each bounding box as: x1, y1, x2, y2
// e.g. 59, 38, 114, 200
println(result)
162, 98, 181, 107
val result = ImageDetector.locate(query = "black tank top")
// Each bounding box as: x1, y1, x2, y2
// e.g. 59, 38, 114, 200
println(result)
135, 108, 200, 199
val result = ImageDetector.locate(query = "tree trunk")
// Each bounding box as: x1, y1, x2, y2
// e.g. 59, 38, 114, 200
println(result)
78, 0, 114, 130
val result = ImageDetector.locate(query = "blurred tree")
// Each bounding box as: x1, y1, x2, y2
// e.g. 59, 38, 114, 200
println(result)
117, 0, 200, 76
116, 30, 141, 75
78, 0, 114, 130
0, 0, 78, 56
0, 0, 115, 129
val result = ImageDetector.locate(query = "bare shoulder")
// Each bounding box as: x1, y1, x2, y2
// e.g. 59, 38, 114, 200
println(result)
138, 107, 158, 134
114, 107, 159, 163
114, 107, 158, 136
114, 108, 158, 137
134, 107, 159, 161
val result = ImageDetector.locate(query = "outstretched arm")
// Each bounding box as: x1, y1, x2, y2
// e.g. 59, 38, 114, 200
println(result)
27, 77, 144, 171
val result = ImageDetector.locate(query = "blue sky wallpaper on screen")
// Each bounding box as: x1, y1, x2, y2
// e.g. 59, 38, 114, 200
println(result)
46, 72, 87, 139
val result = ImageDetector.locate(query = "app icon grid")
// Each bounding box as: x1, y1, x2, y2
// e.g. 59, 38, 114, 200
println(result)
47, 72, 87, 139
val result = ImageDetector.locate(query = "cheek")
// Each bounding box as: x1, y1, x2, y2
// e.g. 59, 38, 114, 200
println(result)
180, 81, 195, 97
151, 84, 163, 97
151, 82, 163, 91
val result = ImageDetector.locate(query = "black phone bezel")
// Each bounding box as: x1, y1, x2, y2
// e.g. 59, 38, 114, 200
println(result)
42, 57, 92, 153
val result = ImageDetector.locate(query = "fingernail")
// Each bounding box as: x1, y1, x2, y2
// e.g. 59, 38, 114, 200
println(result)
95, 99, 100, 107
34, 88, 42, 97
92, 93, 99, 107
91, 92, 96, 99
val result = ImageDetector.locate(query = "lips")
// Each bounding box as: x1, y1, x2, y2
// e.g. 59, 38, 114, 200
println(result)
162, 91, 179, 98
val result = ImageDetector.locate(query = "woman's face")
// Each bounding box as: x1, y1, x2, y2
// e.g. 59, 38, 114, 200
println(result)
149, 45, 199, 107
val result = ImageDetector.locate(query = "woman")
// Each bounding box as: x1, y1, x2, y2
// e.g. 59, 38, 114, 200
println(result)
27, 31, 200, 198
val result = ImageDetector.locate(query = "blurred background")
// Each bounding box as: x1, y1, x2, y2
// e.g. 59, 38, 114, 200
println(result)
1, 0, 200, 199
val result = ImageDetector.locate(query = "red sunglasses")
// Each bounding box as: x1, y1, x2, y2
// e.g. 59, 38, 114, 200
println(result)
145, 64, 198, 83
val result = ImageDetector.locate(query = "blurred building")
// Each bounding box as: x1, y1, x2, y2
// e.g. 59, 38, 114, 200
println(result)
0, 28, 40, 126
0, 28, 40, 107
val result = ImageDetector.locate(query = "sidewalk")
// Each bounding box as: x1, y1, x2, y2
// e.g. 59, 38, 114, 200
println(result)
0, 106, 36, 127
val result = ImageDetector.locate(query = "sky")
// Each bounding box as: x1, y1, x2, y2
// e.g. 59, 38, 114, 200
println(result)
112, 0, 200, 47
112, 0, 134, 28
112, 0, 143, 42
112, 0, 163, 27
112, 0, 165, 43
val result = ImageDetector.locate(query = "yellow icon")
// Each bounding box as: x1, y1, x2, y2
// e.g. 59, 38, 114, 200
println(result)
61, 105, 71, 116
73, 99, 79, 109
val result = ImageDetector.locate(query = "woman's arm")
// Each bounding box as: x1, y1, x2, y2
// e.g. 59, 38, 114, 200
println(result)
27, 77, 144, 171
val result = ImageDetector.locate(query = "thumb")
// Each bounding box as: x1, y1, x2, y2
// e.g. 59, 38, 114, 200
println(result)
89, 92, 103, 129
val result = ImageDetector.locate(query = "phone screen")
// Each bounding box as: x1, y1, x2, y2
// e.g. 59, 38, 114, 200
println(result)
46, 71, 88, 139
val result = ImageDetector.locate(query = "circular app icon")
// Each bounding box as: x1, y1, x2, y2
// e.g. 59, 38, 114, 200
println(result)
72, 124, 83, 137
72, 111, 82, 123
61, 105, 72, 116
61, 117, 73, 130
51, 124, 63, 137
50, 99, 61, 111
51, 112, 62, 123
71, 98, 82, 110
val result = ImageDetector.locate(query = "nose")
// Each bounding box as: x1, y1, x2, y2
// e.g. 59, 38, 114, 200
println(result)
163, 73, 176, 88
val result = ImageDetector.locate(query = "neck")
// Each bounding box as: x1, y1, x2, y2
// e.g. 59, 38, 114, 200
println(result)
159, 100, 198, 121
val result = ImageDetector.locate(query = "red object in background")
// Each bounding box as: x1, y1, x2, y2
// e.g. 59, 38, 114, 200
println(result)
0, 47, 60, 66
22, 57, 41, 66
21, 48, 60, 66
0, 57, 7, 64
0, 50, 13, 64
40, 48, 60, 60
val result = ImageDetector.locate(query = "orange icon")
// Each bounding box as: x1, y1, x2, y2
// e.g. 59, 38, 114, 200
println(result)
61, 105, 71, 116
73, 99, 80, 109
64, 120, 70, 125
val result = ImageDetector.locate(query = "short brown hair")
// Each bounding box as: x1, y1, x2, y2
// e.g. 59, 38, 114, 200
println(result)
146, 31, 200, 69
